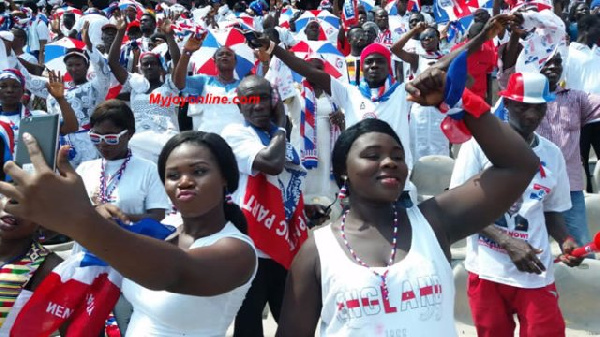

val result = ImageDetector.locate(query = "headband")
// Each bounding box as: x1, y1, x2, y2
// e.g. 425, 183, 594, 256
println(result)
360, 43, 392, 73
0, 69, 26, 88
63, 49, 90, 65
139, 52, 166, 71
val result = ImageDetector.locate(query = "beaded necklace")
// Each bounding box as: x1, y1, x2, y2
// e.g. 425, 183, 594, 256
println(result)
98, 150, 132, 204
340, 207, 399, 300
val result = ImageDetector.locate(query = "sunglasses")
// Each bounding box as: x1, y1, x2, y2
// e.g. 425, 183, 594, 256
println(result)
89, 130, 128, 146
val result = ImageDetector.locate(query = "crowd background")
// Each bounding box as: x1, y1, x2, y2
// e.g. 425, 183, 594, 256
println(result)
0, 0, 595, 335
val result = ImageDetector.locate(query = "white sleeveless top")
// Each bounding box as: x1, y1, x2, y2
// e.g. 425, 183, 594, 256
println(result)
121, 222, 257, 337
315, 206, 456, 337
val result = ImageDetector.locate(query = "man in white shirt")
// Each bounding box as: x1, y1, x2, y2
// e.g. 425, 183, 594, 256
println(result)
564, 14, 600, 192
22, 1, 49, 64
450, 73, 582, 337
72, 0, 110, 48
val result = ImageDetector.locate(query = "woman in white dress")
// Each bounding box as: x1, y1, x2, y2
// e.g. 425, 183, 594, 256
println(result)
1, 130, 258, 337
107, 13, 181, 164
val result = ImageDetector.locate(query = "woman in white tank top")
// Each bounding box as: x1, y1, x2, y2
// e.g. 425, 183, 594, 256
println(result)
0, 131, 257, 336
274, 26, 541, 336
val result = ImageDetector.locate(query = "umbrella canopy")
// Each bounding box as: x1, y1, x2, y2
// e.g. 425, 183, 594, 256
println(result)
290, 41, 348, 83
294, 11, 340, 43
44, 37, 87, 82
119, 0, 144, 21
189, 28, 255, 79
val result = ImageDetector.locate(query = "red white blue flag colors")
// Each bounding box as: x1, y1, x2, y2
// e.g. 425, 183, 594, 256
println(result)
0, 120, 14, 174
342, 0, 359, 27
189, 28, 255, 79
10, 219, 175, 337
44, 37, 87, 82
433, 0, 473, 23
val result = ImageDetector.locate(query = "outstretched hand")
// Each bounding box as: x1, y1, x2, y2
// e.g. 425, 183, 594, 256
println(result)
46, 70, 65, 100
480, 14, 517, 41
81, 21, 92, 50
557, 237, 585, 267
0, 134, 96, 234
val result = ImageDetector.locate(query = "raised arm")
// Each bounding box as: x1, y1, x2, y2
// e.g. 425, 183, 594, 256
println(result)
46, 71, 78, 134
107, 13, 130, 85
173, 33, 206, 90
0, 139, 256, 297
158, 16, 180, 70
256, 36, 333, 95
252, 100, 287, 175
390, 22, 426, 71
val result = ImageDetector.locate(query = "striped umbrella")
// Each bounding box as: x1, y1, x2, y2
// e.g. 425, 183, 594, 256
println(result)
44, 37, 87, 82
189, 28, 255, 79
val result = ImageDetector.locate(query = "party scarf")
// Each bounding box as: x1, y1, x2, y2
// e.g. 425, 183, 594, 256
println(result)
300, 79, 318, 169
10, 219, 175, 337
358, 75, 399, 102
243, 124, 308, 269
300, 80, 339, 169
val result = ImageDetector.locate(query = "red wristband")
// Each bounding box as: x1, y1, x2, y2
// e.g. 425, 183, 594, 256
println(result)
461, 88, 490, 119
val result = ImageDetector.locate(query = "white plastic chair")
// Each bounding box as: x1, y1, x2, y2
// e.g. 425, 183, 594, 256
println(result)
410, 155, 455, 202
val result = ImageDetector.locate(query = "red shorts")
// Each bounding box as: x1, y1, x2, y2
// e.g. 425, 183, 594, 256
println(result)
467, 272, 565, 337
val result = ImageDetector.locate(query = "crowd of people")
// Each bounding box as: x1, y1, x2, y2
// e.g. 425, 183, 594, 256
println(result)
0, 0, 596, 335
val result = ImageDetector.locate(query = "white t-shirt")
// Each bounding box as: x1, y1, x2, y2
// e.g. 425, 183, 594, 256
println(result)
27, 17, 50, 52
17, 52, 38, 64
449, 134, 571, 288
73, 13, 110, 48
329, 78, 413, 170
76, 155, 170, 215
183, 75, 244, 134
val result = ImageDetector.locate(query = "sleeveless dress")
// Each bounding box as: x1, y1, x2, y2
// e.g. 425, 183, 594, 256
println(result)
315, 205, 456, 337
121, 222, 257, 337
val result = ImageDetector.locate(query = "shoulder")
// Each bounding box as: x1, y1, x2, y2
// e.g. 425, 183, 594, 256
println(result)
537, 135, 564, 160
76, 159, 101, 174
222, 123, 252, 139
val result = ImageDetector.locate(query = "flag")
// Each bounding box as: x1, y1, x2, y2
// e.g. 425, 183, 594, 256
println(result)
10, 219, 175, 337
241, 149, 308, 269
0, 120, 14, 171
342, 0, 359, 28
433, 0, 473, 23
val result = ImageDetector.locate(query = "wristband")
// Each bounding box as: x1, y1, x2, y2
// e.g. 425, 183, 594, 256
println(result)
277, 127, 286, 133
183, 50, 193, 56
266, 41, 276, 55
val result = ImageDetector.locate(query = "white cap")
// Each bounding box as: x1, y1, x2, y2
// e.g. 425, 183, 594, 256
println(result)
0, 31, 14, 42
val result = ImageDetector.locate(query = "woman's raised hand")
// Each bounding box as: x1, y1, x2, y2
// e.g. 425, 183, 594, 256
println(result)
46, 70, 65, 100
0, 135, 96, 234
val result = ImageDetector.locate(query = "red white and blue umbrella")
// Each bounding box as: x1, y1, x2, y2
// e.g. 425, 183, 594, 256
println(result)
119, 0, 144, 20
279, 7, 299, 26
44, 37, 87, 82
361, 0, 376, 11
295, 10, 340, 31
54, 5, 83, 17
189, 28, 255, 79
290, 41, 347, 83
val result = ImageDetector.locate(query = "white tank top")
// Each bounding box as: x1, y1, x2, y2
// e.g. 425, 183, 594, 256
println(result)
122, 222, 257, 337
315, 206, 457, 337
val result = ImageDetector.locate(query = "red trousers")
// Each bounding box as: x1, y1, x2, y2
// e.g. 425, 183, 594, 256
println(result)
467, 272, 566, 337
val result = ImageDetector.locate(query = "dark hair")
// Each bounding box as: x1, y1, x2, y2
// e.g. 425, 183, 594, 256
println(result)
263, 28, 280, 44
578, 13, 600, 33
141, 13, 156, 23
157, 131, 248, 233
11, 28, 26, 41
347, 25, 363, 39
90, 99, 136, 134
23, 1, 38, 13
467, 22, 485, 39
569, 2, 588, 22
331, 119, 403, 190
89, 0, 110, 10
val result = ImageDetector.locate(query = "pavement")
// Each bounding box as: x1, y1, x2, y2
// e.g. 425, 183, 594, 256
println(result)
226, 315, 600, 336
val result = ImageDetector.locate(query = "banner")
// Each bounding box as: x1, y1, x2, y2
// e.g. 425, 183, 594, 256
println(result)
241, 165, 308, 269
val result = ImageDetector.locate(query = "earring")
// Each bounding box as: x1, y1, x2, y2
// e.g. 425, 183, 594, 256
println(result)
338, 176, 348, 200
225, 189, 234, 205
37, 229, 45, 241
